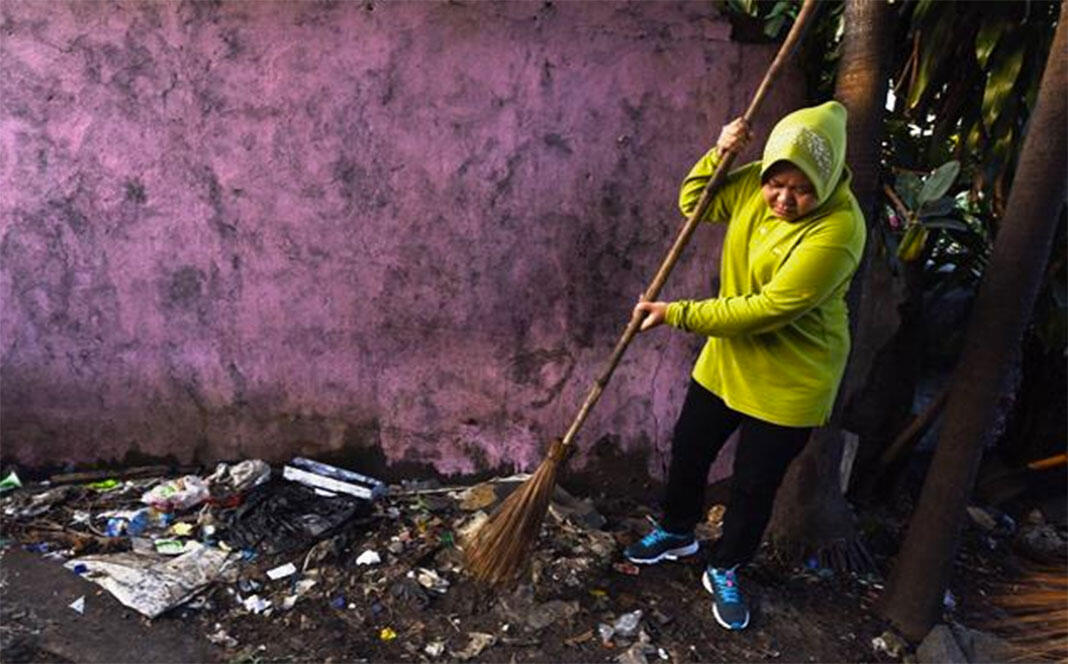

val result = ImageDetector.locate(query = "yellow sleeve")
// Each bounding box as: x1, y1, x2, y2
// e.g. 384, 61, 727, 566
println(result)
665, 244, 857, 337
678, 148, 761, 224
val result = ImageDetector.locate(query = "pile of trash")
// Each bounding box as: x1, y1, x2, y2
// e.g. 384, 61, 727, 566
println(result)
1, 458, 689, 662
0, 458, 385, 617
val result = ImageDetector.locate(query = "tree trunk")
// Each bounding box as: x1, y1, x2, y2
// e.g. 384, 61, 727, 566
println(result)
877, 3, 1068, 641
767, 0, 893, 564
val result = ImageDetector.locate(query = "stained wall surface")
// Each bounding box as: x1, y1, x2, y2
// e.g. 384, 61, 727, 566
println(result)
1, 1, 804, 476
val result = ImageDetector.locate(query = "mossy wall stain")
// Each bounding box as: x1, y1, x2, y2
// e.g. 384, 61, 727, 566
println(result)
0, 1, 803, 478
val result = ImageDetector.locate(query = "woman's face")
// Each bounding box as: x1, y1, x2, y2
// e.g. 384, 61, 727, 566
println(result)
762, 163, 817, 221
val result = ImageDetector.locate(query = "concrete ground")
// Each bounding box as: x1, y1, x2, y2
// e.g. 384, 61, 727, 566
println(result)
0, 546, 218, 663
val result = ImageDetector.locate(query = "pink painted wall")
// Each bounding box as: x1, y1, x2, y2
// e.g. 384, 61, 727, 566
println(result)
0, 1, 804, 476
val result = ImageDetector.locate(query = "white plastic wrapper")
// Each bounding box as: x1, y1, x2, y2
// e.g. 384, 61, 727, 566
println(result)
141, 476, 210, 511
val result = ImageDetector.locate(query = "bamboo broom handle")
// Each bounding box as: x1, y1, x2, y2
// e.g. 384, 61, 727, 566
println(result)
560, 0, 819, 449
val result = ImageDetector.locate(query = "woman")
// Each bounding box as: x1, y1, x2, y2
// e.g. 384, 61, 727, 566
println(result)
625, 101, 866, 631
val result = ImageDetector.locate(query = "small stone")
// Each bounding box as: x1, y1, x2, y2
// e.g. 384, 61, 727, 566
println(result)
1016, 523, 1066, 562
949, 623, 1015, 662
916, 624, 966, 663
525, 600, 579, 632
966, 506, 998, 532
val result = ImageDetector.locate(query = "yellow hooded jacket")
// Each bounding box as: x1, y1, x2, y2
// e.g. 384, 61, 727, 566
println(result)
665, 101, 866, 427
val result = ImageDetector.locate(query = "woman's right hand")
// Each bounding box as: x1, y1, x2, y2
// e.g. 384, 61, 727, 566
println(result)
716, 117, 752, 155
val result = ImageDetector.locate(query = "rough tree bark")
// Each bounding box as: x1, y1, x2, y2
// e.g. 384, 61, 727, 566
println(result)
767, 0, 894, 567
877, 2, 1067, 640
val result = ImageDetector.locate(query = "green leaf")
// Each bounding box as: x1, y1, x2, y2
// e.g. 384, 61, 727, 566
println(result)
974, 19, 1004, 69
907, 7, 955, 111
742, 0, 756, 15
919, 197, 957, 218
981, 40, 1026, 129
918, 161, 961, 204
895, 172, 923, 211
767, 1, 791, 19
912, 0, 937, 24
764, 14, 786, 39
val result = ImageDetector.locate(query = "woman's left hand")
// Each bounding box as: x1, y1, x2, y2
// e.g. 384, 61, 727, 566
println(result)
634, 300, 668, 332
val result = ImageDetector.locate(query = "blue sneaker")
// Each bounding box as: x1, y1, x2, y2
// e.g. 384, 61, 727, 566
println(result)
702, 565, 750, 630
624, 526, 698, 564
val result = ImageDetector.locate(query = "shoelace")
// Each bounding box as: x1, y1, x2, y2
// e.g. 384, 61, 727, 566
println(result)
640, 528, 671, 547
711, 568, 741, 603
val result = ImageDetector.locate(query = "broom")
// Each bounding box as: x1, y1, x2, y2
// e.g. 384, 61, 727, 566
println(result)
465, 0, 820, 586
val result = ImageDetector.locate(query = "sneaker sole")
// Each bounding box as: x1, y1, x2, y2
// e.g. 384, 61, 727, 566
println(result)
625, 541, 699, 565
702, 570, 750, 631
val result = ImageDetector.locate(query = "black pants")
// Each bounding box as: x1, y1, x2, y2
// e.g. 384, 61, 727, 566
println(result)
661, 379, 811, 568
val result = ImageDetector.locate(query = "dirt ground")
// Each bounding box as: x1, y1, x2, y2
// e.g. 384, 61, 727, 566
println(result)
0, 458, 1057, 664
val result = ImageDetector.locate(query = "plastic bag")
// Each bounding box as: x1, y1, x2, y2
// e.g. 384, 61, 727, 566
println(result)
141, 476, 210, 511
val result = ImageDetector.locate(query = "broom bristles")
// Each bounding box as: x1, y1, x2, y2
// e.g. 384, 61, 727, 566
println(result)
463, 439, 568, 585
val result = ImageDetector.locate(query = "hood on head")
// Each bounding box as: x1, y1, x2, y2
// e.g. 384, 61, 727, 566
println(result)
760, 100, 848, 208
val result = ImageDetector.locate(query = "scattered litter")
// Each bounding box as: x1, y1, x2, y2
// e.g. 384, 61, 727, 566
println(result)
613, 610, 643, 638
207, 626, 238, 648
453, 632, 496, 660
565, 629, 595, 646
613, 561, 640, 576
242, 594, 271, 614
68, 595, 85, 614
355, 549, 381, 566
379, 627, 397, 642
598, 622, 616, 646
424, 640, 445, 657
206, 460, 271, 496
457, 511, 489, 545
281, 578, 317, 610
412, 567, 449, 594
170, 522, 195, 537
238, 578, 262, 594
154, 539, 201, 555
225, 480, 373, 554
458, 483, 498, 511
943, 588, 957, 611
282, 457, 386, 500
142, 476, 210, 511
617, 643, 650, 664
0, 470, 23, 493
330, 595, 346, 609
65, 546, 234, 618
266, 562, 297, 580
549, 486, 607, 530
872, 629, 908, 659
86, 479, 121, 492
6, 486, 77, 518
